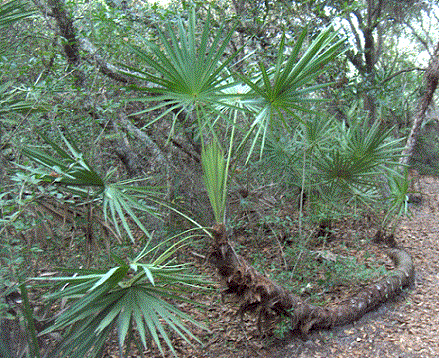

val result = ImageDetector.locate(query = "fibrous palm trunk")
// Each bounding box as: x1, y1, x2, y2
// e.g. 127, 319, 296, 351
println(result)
208, 223, 414, 335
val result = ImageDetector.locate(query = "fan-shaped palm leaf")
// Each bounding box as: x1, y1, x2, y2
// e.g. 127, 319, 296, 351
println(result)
238, 27, 345, 162
36, 235, 209, 357
121, 9, 239, 126
315, 119, 403, 205
20, 131, 163, 242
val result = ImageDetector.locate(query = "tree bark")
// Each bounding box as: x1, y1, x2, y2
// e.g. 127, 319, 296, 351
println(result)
209, 223, 414, 335
399, 41, 439, 169
115, 113, 171, 169
362, 0, 383, 123
78, 38, 133, 84
46, 0, 85, 86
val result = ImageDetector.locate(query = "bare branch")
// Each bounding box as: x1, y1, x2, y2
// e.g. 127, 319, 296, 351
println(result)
78, 38, 133, 84
381, 67, 425, 84
116, 113, 171, 168
405, 21, 431, 54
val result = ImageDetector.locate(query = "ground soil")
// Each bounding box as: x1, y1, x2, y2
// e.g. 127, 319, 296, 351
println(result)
145, 175, 439, 358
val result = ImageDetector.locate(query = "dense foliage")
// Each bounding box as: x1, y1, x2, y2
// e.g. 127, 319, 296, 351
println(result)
0, 0, 438, 356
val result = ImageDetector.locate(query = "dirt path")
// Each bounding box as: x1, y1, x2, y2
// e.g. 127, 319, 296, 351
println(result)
265, 175, 439, 358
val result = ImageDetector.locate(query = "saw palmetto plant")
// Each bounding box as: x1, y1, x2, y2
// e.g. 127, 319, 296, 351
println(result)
15, 131, 211, 357
3, 6, 411, 356
35, 235, 209, 358
262, 111, 407, 229
123, 9, 345, 163
124, 9, 347, 224
20, 131, 164, 243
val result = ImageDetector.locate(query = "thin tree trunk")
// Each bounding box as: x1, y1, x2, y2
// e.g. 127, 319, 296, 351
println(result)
400, 41, 439, 169
46, 0, 85, 86
362, 0, 383, 124
209, 223, 414, 335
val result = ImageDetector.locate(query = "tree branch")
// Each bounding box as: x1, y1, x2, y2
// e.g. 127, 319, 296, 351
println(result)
78, 38, 133, 84
381, 67, 425, 84
116, 113, 171, 169
405, 21, 431, 54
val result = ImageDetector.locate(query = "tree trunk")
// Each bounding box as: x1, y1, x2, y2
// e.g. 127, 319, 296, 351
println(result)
362, 0, 383, 124
46, 0, 85, 86
208, 223, 414, 335
400, 41, 439, 169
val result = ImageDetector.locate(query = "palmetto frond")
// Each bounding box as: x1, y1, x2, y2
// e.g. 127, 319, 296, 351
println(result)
37, 236, 209, 357
121, 9, 239, 119
201, 141, 229, 224
314, 119, 403, 205
238, 27, 345, 162
0, 0, 35, 29
262, 114, 403, 210
21, 131, 163, 242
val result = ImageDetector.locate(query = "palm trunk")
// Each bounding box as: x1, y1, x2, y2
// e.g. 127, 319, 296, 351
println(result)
209, 223, 414, 335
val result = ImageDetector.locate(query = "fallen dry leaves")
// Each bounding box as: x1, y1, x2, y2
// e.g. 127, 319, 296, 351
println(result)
142, 175, 439, 358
